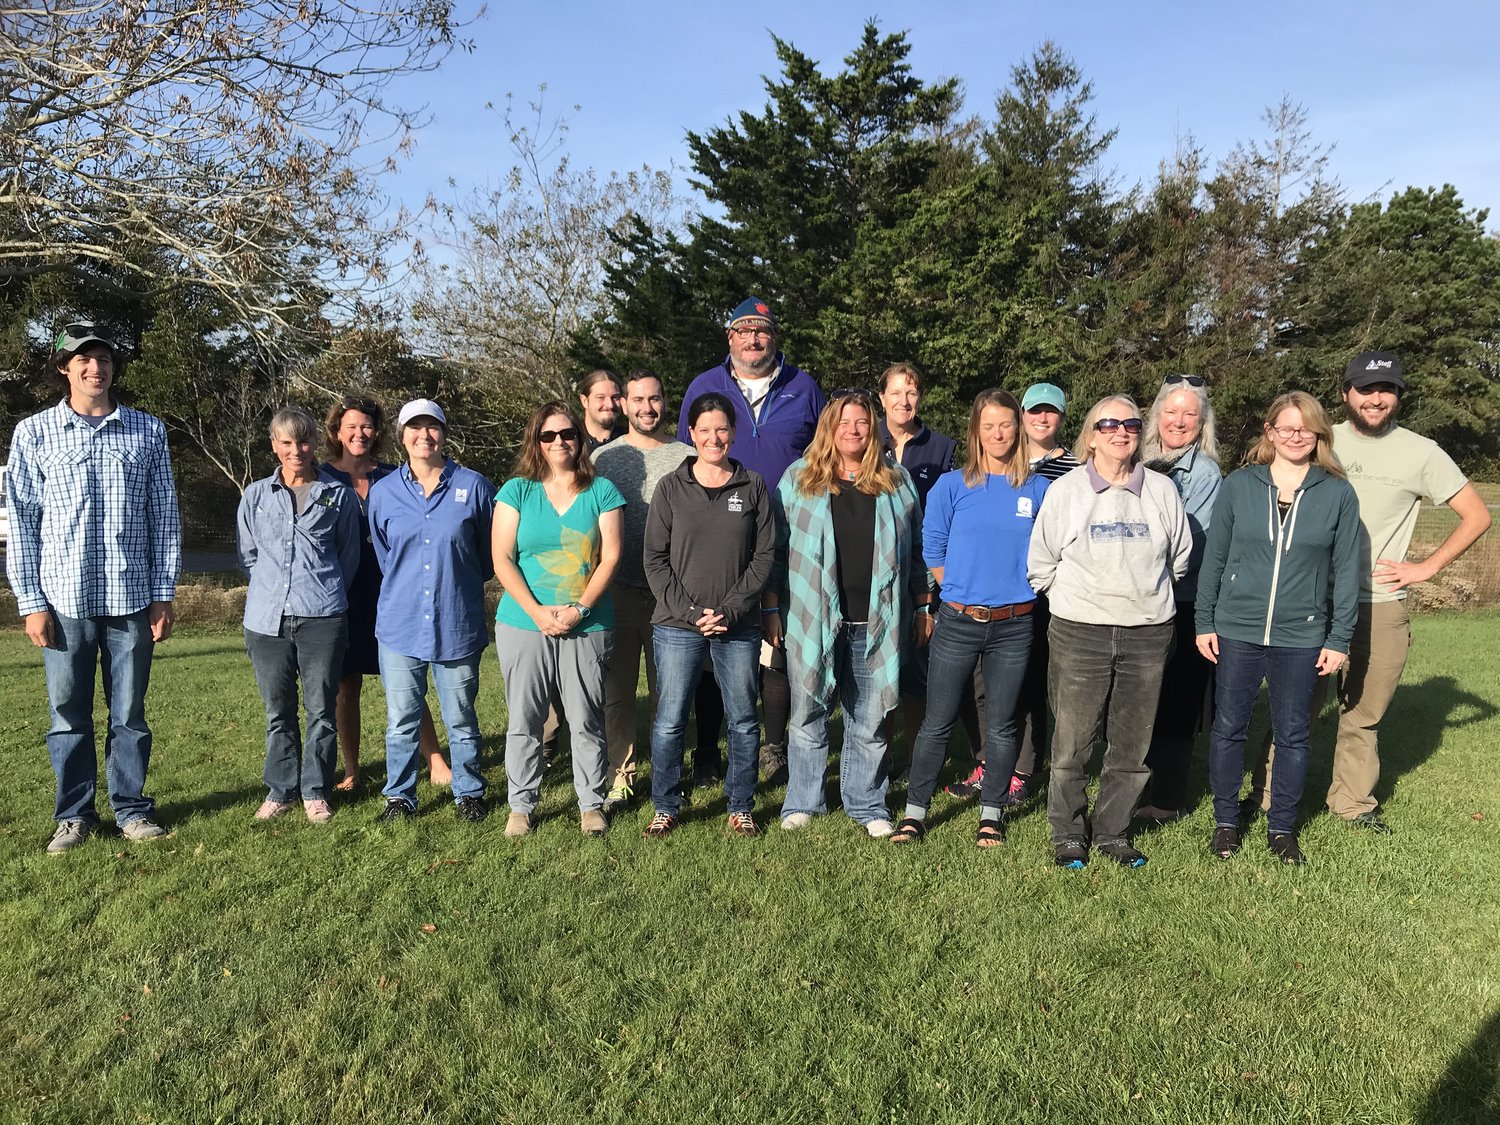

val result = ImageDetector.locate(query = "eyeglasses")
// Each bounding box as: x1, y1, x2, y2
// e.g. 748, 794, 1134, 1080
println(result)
1269, 426, 1316, 440
539, 428, 579, 445
1094, 418, 1144, 434
1164, 374, 1207, 387
340, 396, 381, 415
729, 325, 773, 339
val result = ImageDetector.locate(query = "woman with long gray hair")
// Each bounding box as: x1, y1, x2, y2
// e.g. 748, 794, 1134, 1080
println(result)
1136, 375, 1223, 820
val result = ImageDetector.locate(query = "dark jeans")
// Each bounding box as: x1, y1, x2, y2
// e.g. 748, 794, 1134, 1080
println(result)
1142, 603, 1214, 810
1047, 616, 1175, 845
905, 604, 1031, 818
1012, 594, 1052, 777
1209, 638, 1321, 836
245, 615, 347, 803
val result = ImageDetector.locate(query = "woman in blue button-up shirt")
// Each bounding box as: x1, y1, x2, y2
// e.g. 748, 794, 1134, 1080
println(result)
366, 400, 496, 824
236, 407, 362, 824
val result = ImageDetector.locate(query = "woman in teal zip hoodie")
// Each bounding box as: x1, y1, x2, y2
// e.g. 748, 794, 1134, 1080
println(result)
1195, 391, 1361, 865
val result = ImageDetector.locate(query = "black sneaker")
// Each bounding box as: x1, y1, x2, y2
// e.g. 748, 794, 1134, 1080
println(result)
1210, 825, 1242, 860
1096, 840, 1148, 868
759, 744, 788, 787
454, 796, 487, 823
691, 755, 723, 791
377, 798, 414, 824
1054, 836, 1089, 869
1349, 811, 1393, 835
1268, 832, 1306, 865
1237, 796, 1265, 827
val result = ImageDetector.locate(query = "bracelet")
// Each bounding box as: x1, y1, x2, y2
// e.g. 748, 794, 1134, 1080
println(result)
761, 606, 780, 616
914, 603, 933, 614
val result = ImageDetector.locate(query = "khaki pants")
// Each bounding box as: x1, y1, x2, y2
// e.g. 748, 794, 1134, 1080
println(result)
1255, 600, 1411, 818
603, 584, 657, 788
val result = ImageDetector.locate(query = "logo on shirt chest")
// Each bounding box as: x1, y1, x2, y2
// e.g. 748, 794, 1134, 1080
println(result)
1016, 496, 1033, 519
453, 487, 469, 503
727, 492, 744, 514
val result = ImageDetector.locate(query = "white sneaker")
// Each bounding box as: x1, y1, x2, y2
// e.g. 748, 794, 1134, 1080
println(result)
781, 812, 813, 831
865, 818, 896, 838
47, 818, 93, 854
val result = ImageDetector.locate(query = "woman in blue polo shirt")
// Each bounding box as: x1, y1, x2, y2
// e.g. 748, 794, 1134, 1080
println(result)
891, 389, 1049, 846
493, 401, 625, 839
237, 407, 362, 824
366, 399, 496, 824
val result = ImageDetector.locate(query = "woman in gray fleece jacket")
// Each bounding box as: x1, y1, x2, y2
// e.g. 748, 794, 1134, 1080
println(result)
1027, 395, 1191, 870
1195, 391, 1361, 866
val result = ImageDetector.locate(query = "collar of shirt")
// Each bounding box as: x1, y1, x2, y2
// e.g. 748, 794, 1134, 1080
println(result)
879, 418, 930, 452
400, 458, 455, 501
1086, 459, 1145, 496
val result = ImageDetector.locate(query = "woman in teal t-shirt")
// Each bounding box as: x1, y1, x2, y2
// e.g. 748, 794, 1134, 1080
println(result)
493, 401, 625, 838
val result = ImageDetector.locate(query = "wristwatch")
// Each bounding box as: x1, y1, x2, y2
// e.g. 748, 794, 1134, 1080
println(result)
571, 602, 592, 620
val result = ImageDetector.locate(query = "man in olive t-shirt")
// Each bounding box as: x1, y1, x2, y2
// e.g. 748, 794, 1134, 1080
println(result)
1320, 352, 1491, 832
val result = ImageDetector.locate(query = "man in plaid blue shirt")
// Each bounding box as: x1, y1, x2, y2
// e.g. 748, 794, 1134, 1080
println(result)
6, 323, 182, 854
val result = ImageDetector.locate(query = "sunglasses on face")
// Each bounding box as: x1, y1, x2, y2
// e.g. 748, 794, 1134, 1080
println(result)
1164, 374, 1207, 387
1094, 418, 1145, 434
539, 428, 579, 445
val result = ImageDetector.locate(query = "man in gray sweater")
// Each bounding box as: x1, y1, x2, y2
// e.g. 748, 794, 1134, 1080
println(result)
593, 372, 692, 811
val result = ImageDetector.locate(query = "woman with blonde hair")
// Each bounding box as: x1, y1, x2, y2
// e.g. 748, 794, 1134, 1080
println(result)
1028, 395, 1191, 868
773, 390, 931, 836
891, 389, 1049, 846
1196, 391, 1360, 865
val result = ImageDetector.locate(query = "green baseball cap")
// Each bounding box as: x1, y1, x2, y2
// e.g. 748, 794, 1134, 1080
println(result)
52, 322, 119, 366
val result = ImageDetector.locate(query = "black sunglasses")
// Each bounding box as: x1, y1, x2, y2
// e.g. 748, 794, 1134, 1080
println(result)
539, 427, 579, 444
1164, 374, 1207, 387
1094, 417, 1145, 434
829, 387, 873, 401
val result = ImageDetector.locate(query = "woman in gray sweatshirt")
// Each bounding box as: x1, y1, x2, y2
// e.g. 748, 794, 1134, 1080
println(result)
1027, 395, 1191, 869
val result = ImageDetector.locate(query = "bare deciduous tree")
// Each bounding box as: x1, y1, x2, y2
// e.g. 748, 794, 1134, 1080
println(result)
407, 94, 678, 463
1, 0, 472, 340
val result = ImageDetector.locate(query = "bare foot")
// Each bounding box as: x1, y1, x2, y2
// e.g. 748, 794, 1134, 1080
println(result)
428, 759, 452, 787
334, 773, 357, 793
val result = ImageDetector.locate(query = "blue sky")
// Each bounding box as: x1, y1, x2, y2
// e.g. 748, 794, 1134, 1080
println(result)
384, 0, 1500, 227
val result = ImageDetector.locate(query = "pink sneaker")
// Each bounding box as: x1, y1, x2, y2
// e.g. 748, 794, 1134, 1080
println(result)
254, 799, 293, 821
303, 799, 334, 823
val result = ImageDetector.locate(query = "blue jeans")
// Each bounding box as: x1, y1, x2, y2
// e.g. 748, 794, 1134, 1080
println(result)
378, 645, 486, 807
42, 609, 156, 825
244, 615, 347, 803
906, 605, 1032, 818
783, 623, 890, 825
1209, 638, 1321, 836
651, 624, 759, 816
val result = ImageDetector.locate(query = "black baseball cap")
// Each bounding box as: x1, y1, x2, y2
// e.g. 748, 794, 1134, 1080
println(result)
1344, 351, 1405, 391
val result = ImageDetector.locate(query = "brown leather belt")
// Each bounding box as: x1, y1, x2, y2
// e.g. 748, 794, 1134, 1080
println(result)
944, 599, 1035, 623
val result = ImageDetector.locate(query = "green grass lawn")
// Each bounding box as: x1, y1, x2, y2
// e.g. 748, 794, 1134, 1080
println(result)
1, 615, 1498, 1124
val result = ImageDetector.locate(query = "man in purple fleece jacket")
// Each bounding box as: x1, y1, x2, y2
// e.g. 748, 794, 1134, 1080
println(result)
676, 297, 825, 784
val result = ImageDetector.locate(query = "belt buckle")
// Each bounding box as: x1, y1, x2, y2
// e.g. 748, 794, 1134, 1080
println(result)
971, 605, 992, 623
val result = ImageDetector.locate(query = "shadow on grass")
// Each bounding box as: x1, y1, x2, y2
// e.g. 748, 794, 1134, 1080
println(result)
1372, 674, 1498, 804
155, 784, 266, 823
1415, 1009, 1500, 1124
153, 642, 245, 661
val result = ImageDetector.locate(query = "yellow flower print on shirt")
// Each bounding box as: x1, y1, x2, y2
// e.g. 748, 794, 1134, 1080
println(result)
535, 525, 598, 603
